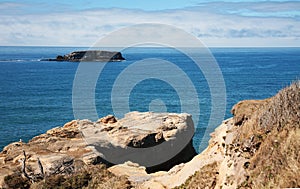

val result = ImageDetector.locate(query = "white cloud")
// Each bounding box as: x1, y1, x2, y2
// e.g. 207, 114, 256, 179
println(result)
0, 1, 299, 47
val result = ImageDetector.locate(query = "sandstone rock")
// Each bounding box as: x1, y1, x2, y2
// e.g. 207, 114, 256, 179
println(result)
108, 161, 150, 183
79, 111, 196, 172
63, 120, 78, 128
134, 118, 236, 189
0, 112, 196, 187
0, 120, 90, 188
97, 115, 117, 124
109, 118, 249, 189
110, 117, 251, 189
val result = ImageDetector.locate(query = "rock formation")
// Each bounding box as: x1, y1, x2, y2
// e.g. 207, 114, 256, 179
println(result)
0, 112, 196, 188
43, 50, 125, 62
80, 112, 196, 173
110, 81, 300, 189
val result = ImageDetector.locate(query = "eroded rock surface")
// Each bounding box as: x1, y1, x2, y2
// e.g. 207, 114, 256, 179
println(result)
0, 112, 196, 188
79, 111, 196, 172
110, 118, 237, 189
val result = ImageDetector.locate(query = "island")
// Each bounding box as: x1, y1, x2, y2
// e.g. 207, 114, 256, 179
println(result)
43, 50, 125, 62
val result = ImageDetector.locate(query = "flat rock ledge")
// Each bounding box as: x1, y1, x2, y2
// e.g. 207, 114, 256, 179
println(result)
0, 111, 196, 188
79, 112, 197, 173
43, 50, 125, 62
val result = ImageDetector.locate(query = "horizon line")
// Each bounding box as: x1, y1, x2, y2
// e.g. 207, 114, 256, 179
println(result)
1, 45, 300, 48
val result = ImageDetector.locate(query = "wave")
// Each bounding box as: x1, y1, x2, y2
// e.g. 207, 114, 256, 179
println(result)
255, 64, 277, 69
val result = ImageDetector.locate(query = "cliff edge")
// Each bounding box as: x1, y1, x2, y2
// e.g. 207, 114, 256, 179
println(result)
114, 81, 299, 189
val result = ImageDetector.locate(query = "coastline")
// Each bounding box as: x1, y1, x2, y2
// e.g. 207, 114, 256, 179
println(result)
1, 46, 299, 152
0, 81, 299, 188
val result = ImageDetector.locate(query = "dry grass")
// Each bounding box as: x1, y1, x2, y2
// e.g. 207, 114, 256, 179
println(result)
247, 127, 300, 188
4, 164, 132, 189
259, 80, 300, 130
232, 81, 300, 188
4, 170, 31, 189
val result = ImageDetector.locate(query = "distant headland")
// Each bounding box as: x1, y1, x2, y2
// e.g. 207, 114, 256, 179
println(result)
42, 50, 125, 62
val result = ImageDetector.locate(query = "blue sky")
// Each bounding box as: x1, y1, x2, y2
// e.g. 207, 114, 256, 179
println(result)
2, 0, 297, 12
0, 0, 299, 46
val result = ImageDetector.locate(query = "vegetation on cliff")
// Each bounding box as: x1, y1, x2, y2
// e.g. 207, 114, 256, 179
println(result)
177, 81, 300, 189
233, 81, 300, 188
5, 164, 131, 189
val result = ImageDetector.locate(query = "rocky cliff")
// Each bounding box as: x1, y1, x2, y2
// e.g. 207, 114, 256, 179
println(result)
44, 50, 125, 62
0, 81, 299, 189
109, 81, 300, 189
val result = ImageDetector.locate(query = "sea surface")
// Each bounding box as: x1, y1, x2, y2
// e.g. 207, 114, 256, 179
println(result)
0, 46, 299, 152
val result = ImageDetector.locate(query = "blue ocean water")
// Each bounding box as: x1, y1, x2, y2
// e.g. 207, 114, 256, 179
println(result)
0, 46, 299, 152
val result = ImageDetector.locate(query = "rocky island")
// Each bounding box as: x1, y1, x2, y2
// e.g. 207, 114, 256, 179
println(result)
0, 81, 299, 188
43, 50, 125, 62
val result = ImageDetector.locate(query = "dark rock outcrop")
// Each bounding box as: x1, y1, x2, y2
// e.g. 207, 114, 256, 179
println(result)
43, 50, 125, 62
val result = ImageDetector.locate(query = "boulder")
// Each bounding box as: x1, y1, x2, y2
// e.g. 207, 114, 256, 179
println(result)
79, 112, 197, 173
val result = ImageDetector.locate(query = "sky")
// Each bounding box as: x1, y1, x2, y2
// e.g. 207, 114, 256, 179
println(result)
0, 0, 299, 47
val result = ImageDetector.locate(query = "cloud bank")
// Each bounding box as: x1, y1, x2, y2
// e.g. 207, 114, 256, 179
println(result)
0, 1, 299, 47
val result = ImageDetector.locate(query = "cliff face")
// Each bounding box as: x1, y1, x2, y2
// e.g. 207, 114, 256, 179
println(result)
109, 81, 300, 189
229, 81, 300, 188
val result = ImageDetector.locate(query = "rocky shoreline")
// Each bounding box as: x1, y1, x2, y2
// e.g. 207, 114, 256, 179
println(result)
0, 81, 299, 188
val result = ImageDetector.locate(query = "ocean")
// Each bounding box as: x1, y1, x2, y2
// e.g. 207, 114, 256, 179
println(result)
0, 46, 299, 152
